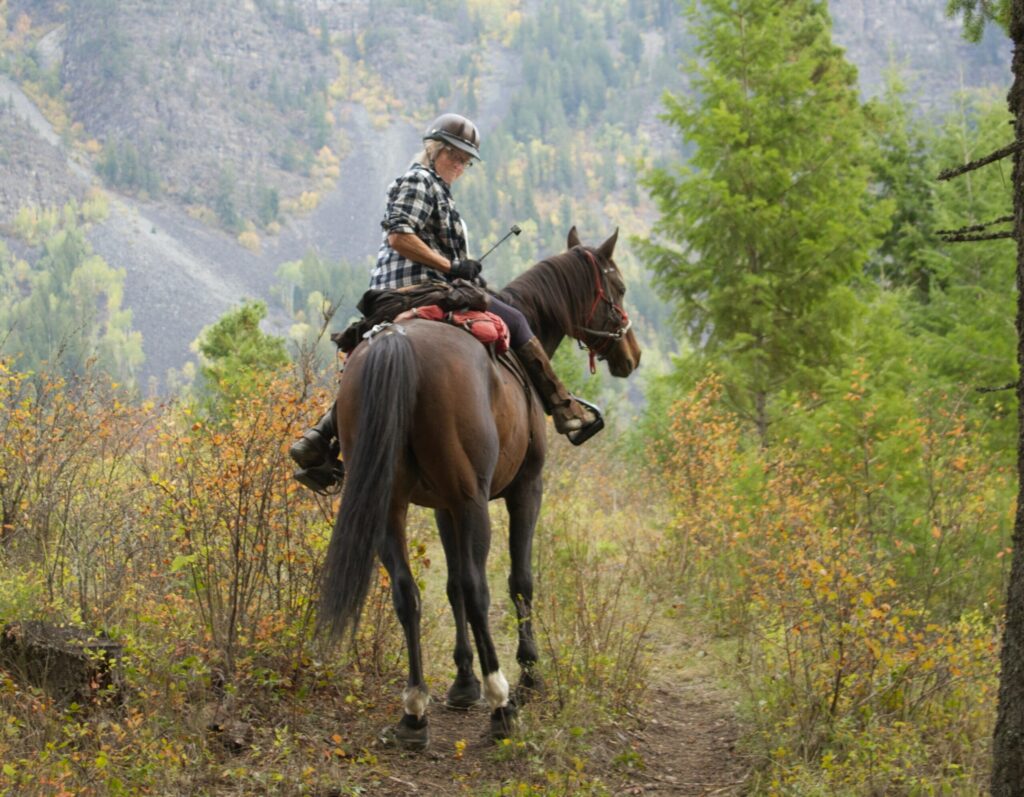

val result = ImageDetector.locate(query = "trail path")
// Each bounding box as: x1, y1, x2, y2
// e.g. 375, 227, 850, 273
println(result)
344, 639, 749, 796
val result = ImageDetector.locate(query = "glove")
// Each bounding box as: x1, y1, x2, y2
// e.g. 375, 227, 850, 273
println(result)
449, 259, 483, 281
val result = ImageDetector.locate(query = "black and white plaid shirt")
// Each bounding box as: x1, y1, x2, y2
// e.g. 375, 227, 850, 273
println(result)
370, 163, 468, 290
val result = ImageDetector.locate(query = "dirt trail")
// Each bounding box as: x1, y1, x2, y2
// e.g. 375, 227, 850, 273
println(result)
352, 645, 749, 796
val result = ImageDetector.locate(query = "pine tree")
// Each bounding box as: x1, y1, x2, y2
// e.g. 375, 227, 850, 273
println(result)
194, 300, 289, 415
640, 0, 886, 443
863, 73, 944, 297
945, 2, 1024, 793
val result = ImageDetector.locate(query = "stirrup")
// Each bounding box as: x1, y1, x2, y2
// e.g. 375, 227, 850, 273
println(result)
565, 397, 604, 447
293, 460, 345, 495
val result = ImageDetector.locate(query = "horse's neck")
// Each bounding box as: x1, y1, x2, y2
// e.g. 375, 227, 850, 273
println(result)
502, 292, 565, 355
535, 328, 565, 358
498, 261, 575, 356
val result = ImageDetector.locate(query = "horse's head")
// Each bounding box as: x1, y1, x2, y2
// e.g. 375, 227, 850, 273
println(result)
566, 226, 642, 378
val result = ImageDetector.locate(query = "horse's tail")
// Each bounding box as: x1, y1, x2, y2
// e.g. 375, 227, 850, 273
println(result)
318, 328, 418, 640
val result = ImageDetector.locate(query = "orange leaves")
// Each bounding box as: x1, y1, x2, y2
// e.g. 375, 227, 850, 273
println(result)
657, 373, 1002, 789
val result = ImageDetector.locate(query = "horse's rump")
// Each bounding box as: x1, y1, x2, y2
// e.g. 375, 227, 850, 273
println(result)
337, 320, 541, 508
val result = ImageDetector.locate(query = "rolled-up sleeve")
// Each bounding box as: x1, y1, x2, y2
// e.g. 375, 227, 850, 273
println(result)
381, 172, 433, 235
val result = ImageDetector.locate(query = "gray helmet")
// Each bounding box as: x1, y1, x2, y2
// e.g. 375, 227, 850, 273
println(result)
423, 113, 481, 161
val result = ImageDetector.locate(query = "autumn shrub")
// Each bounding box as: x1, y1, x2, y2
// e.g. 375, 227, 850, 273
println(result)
659, 376, 1003, 794
0, 360, 420, 794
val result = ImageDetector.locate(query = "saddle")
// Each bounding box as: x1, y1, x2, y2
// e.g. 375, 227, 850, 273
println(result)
332, 279, 491, 354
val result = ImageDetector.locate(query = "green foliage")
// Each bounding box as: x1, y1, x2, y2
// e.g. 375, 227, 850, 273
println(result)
863, 73, 945, 297
0, 204, 143, 384
656, 377, 1004, 793
98, 139, 159, 195
193, 300, 289, 413
910, 93, 1016, 453
640, 0, 887, 442
946, 0, 1011, 41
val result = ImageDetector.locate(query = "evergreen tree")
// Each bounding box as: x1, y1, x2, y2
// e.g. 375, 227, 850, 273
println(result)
863, 73, 943, 297
194, 300, 289, 414
914, 95, 1016, 450
639, 0, 885, 443
946, 0, 1011, 41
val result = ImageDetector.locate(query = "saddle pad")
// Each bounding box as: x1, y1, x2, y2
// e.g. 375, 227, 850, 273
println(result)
411, 305, 511, 354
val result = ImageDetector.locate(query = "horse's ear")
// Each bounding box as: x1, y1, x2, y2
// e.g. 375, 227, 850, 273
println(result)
567, 226, 581, 249
597, 228, 619, 259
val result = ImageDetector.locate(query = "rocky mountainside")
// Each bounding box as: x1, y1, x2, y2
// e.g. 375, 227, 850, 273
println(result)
831, 0, 1010, 109
0, 0, 1010, 387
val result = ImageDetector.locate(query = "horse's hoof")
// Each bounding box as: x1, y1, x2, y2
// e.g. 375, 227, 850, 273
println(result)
445, 675, 483, 710
489, 704, 519, 740
378, 714, 429, 751
514, 669, 544, 706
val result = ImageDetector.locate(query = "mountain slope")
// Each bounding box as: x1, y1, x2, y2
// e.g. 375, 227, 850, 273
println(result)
0, 0, 1010, 386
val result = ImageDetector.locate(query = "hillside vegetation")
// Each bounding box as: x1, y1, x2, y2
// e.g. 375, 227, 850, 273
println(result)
0, 0, 1006, 384
0, 1, 1018, 795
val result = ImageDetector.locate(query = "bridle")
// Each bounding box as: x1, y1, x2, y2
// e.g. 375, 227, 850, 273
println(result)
573, 248, 631, 374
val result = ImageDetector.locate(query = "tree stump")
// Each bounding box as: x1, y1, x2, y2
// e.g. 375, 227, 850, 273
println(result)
0, 620, 122, 702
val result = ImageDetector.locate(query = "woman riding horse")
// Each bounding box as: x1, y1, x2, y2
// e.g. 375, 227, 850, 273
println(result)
289, 113, 600, 491
319, 223, 639, 749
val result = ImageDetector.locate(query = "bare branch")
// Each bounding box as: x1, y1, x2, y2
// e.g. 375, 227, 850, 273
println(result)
936, 214, 1014, 236
937, 229, 1015, 241
977, 381, 1019, 394
937, 140, 1024, 181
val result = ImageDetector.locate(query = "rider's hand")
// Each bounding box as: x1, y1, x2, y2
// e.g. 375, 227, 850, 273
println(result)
449, 259, 483, 281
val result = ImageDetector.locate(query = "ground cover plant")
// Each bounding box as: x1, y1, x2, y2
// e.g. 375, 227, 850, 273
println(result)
654, 376, 1007, 794
0, 359, 664, 796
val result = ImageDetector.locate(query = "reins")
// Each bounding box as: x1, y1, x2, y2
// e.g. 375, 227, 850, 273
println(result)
573, 248, 631, 374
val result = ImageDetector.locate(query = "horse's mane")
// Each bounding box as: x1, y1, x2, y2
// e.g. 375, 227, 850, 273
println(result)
497, 248, 591, 337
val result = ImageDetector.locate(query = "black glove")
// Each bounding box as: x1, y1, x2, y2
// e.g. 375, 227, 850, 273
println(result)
449, 259, 482, 281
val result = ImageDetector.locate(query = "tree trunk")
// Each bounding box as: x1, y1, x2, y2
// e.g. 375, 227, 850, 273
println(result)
992, 2, 1024, 793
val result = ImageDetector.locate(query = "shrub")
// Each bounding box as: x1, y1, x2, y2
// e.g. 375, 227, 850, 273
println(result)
658, 376, 1003, 793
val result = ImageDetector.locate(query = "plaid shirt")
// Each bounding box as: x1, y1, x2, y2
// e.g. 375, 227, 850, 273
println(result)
370, 163, 468, 290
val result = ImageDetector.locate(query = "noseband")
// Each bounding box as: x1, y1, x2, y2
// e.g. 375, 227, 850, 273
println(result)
574, 248, 631, 374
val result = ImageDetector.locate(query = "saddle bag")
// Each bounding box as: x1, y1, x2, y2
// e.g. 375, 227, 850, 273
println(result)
409, 305, 511, 355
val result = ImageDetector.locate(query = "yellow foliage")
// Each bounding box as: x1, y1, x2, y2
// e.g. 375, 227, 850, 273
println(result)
237, 230, 261, 253
658, 376, 1002, 792
81, 188, 110, 223
297, 191, 320, 212
186, 204, 218, 226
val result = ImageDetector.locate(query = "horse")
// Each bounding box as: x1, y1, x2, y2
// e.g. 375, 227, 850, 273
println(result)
319, 227, 641, 749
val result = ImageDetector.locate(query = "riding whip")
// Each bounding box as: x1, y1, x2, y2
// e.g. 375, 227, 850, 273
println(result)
478, 224, 522, 261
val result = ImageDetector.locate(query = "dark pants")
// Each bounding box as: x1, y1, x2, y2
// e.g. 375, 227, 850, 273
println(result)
487, 297, 532, 349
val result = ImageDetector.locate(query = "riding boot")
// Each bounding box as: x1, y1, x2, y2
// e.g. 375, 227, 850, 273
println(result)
515, 337, 598, 435
289, 405, 345, 493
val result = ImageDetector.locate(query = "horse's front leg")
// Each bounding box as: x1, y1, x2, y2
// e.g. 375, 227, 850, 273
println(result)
377, 504, 430, 750
435, 508, 482, 709
505, 474, 544, 703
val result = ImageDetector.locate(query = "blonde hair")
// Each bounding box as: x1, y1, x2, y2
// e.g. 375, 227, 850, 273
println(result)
413, 140, 446, 168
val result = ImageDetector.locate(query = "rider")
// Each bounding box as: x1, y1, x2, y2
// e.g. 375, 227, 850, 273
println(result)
289, 113, 598, 490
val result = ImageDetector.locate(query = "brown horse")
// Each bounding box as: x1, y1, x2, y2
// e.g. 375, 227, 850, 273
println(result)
319, 227, 641, 749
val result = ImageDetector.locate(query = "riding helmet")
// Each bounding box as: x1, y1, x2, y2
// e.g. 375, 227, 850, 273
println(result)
423, 113, 482, 161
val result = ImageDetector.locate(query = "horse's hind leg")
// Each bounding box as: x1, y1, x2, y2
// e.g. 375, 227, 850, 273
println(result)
454, 497, 518, 739
377, 505, 430, 750
505, 474, 544, 703
436, 509, 482, 709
